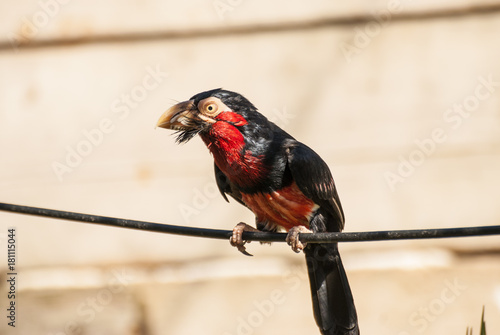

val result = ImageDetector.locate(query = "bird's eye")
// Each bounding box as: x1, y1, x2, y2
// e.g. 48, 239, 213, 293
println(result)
205, 103, 218, 115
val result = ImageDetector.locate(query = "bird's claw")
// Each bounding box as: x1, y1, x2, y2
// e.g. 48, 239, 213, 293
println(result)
286, 226, 312, 253
230, 222, 258, 256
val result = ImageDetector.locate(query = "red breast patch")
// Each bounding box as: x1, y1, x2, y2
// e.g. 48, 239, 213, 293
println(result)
241, 182, 318, 231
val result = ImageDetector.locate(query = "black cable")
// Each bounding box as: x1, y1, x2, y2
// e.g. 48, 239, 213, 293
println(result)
1, 202, 499, 243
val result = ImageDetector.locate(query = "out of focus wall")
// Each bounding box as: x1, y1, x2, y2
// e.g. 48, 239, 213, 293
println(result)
1, 2, 499, 334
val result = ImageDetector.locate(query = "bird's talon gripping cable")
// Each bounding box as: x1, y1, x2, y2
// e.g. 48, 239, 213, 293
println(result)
230, 222, 258, 256
286, 225, 312, 253
237, 242, 253, 257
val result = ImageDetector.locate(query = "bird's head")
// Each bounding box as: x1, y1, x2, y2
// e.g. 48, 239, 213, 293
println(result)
156, 88, 261, 144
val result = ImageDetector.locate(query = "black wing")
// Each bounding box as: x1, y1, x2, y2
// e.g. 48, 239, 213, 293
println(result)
214, 163, 246, 207
285, 140, 345, 231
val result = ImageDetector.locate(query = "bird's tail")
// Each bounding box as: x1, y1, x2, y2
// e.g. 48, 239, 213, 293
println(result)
304, 242, 359, 335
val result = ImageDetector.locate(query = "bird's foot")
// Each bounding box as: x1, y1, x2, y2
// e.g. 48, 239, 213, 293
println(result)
286, 226, 312, 253
230, 222, 259, 256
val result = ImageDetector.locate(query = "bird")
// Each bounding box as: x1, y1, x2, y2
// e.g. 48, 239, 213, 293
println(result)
156, 88, 359, 335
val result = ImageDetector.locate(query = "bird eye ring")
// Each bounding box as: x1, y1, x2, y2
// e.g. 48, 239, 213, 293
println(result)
204, 102, 218, 115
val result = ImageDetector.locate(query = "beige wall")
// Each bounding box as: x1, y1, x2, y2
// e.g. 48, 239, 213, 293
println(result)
1, 2, 499, 334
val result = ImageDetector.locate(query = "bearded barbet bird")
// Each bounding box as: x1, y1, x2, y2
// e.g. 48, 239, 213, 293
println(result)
157, 89, 359, 335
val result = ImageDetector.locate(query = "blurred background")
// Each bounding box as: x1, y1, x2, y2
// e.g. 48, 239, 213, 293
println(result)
1, 1, 499, 334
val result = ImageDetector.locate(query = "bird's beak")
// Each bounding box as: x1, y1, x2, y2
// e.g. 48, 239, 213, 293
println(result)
156, 100, 197, 130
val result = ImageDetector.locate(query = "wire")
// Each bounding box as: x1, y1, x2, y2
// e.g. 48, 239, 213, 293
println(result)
1, 202, 499, 243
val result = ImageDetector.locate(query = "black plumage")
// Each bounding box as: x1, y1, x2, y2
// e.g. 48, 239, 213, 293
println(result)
159, 89, 359, 335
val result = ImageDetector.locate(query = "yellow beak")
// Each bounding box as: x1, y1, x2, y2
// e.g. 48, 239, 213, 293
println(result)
156, 100, 196, 130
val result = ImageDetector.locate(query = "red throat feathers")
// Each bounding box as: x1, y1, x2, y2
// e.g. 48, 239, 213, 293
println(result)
200, 112, 318, 232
